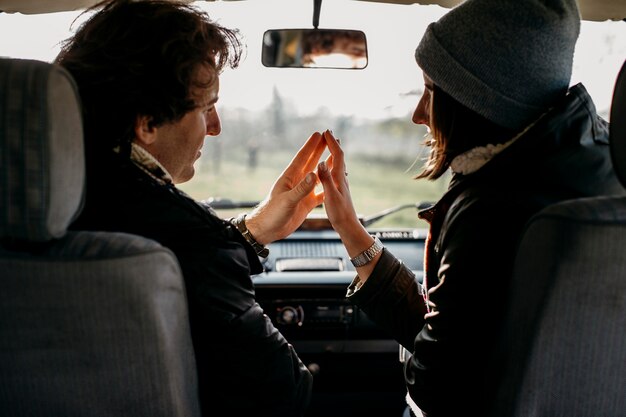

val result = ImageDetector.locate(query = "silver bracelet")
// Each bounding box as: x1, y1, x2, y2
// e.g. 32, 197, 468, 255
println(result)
350, 236, 384, 267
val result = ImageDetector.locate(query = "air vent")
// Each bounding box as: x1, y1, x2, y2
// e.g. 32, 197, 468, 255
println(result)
273, 241, 344, 258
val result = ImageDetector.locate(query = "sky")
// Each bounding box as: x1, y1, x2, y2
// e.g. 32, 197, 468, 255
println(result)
1, 0, 624, 119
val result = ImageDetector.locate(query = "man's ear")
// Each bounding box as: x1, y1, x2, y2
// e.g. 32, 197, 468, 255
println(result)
134, 115, 158, 145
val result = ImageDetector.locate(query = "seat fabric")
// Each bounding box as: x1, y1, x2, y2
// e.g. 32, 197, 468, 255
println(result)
491, 60, 626, 417
492, 198, 626, 417
0, 58, 200, 417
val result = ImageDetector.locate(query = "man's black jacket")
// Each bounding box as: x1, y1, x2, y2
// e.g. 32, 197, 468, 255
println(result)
71, 153, 312, 417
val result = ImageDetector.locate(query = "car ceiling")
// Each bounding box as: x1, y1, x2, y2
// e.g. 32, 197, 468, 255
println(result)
0, 0, 625, 21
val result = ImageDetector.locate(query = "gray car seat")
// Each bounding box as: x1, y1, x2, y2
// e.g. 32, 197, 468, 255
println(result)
0, 58, 201, 417
491, 60, 626, 417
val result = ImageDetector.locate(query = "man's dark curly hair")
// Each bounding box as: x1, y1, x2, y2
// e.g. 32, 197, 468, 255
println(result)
55, 0, 242, 160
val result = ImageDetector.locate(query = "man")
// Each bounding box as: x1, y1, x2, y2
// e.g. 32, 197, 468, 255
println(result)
56, 1, 324, 415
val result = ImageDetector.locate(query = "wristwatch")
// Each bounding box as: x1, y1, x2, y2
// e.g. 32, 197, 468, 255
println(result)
231, 214, 270, 258
350, 236, 384, 267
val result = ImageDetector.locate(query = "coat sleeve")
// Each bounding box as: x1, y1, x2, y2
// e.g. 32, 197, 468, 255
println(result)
348, 190, 529, 416
347, 248, 428, 350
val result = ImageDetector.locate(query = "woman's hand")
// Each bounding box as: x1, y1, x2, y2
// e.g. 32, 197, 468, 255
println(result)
245, 131, 327, 244
317, 130, 381, 278
315, 130, 361, 236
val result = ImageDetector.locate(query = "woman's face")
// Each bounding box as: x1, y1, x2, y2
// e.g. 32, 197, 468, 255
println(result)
412, 72, 434, 128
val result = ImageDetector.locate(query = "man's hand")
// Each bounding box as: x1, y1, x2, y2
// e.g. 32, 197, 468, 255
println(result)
245, 131, 327, 244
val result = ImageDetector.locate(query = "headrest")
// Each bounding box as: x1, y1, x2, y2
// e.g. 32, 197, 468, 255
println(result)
610, 60, 626, 188
0, 58, 85, 242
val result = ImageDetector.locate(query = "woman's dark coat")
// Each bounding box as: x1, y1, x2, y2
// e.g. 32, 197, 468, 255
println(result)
348, 84, 623, 417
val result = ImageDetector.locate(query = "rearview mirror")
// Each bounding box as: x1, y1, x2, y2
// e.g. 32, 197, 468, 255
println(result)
262, 29, 368, 69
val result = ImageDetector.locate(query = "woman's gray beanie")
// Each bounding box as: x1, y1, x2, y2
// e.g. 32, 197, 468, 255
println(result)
415, 0, 581, 130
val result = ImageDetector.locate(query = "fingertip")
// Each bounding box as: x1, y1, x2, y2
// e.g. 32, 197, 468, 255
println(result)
309, 131, 322, 142
317, 161, 330, 182
323, 130, 342, 152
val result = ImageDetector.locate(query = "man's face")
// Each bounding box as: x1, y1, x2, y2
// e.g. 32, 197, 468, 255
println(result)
145, 65, 221, 184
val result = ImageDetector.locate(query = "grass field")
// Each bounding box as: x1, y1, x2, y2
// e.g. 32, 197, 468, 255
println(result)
179, 149, 449, 229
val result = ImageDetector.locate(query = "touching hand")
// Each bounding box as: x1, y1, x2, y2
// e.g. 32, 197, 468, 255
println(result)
316, 130, 362, 236
245, 131, 327, 244
317, 130, 380, 277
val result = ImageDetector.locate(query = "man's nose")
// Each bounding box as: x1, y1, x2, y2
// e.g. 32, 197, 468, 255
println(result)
206, 112, 221, 136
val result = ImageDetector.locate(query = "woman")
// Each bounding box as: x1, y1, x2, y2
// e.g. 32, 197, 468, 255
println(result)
316, 0, 622, 415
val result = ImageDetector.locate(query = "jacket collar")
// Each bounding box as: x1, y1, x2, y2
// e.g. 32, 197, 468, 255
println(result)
449, 108, 550, 175
123, 142, 174, 186
449, 82, 613, 189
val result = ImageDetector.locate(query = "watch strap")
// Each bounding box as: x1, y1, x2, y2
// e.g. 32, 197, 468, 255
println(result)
350, 236, 383, 267
231, 214, 270, 258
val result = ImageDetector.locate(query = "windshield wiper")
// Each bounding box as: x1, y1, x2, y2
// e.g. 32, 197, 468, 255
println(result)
204, 197, 260, 209
206, 197, 434, 229
360, 202, 433, 227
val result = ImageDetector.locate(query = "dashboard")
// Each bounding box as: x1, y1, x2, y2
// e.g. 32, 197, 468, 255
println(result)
252, 228, 426, 416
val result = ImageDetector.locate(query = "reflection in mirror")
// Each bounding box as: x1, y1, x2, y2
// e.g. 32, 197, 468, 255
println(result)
262, 29, 368, 69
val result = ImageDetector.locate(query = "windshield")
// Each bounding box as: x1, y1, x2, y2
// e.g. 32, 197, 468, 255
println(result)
1, 0, 625, 228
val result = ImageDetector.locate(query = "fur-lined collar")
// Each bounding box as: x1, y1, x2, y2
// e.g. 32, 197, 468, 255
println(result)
449, 111, 546, 175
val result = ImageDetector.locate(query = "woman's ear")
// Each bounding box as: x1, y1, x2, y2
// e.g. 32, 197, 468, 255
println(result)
134, 115, 158, 145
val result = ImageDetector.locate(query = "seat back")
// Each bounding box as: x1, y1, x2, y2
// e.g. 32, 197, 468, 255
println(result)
491, 60, 626, 417
0, 58, 201, 417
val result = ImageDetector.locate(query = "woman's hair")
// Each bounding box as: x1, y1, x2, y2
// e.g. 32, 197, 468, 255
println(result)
55, 0, 243, 159
416, 84, 517, 180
